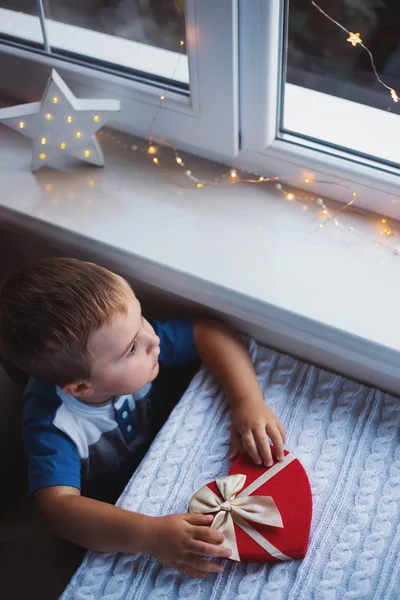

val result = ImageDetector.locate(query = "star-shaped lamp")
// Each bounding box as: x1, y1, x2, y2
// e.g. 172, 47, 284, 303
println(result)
0, 69, 120, 171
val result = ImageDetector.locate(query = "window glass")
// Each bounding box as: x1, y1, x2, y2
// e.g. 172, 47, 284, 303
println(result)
45, 0, 186, 54
0, 2, 44, 47
44, 0, 188, 85
283, 0, 400, 167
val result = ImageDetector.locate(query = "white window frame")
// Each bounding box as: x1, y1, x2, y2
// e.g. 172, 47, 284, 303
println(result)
0, 0, 239, 157
1, 0, 400, 220
283, 84, 400, 171
237, 0, 400, 221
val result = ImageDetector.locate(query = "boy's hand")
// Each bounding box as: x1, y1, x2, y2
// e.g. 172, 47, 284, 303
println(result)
229, 401, 286, 467
146, 513, 231, 578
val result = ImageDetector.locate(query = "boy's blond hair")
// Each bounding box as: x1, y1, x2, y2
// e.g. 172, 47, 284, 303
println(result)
0, 257, 128, 385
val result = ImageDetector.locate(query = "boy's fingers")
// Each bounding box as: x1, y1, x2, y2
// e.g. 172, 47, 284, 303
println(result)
254, 428, 273, 466
193, 525, 224, 544
269, 427, 284, 461
242, 431, 262, 465
229, 430, 241, 460
188, 540, 232, 558
184, 555, 225, 574
182, 513, 214, 526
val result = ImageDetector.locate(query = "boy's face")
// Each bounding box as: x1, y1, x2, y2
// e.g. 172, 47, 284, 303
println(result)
72, 286, 160, 403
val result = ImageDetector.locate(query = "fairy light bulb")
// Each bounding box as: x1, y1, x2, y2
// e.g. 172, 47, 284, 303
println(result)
84, 149, 91, 158
76, 131, 82, 139
230, 170, 237, 178
66, 116, 72, 123
321, 209, 328, 217
39, 153, 46, 160
347, 32, 362, 47
19, 121, 25, 129
287, 193, 295, 201
197, 183, 203, 188
180, 40, 184, 46
41, 137, 46, 145
382, 218, 387, 224
303, 171, 314, 182
93, 115, 100, 123
147, 145, 157, 155
176, 156, 183, 164
258, 177, 265, 182
60, 142, 66, 150
153, 157, 159, 164
160, 95, 165, 101
52, 97, 59, 104
45, 113, 52, 121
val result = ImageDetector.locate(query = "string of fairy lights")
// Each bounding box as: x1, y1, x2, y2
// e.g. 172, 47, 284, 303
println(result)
126, 0, 400, 255
97, 127, 400, 260
1, 1, 399, 254
310, 1, 399, 103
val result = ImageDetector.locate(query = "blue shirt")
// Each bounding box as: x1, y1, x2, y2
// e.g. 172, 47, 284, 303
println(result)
22, 319, 197, 501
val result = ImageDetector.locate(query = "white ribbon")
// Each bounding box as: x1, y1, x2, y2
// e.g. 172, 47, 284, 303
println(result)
189, 453, 295, 562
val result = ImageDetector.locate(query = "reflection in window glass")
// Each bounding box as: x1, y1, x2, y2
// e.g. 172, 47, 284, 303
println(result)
283, 0, 400, 167
44, 0, 186, 55
0, 1, 44, 47
48, 0, 188, 85
0, 1, 187, 85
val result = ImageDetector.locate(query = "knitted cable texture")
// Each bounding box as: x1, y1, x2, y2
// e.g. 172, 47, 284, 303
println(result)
61, 340, 400, 600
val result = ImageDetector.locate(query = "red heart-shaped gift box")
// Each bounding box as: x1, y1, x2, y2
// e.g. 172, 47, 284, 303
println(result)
190, 448, 312, 563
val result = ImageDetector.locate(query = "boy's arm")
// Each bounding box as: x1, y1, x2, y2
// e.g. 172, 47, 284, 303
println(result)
36, 486, 231, 578
193, 319, 286, 467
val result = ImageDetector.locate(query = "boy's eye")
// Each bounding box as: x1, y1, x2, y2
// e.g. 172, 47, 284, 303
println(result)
127, 338, 138, 357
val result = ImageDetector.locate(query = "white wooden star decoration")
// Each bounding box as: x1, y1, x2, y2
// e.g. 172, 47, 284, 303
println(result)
0, 69, 120, 171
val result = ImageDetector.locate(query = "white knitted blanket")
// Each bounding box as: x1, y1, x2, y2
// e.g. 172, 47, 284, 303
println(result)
61, 340, 400, 600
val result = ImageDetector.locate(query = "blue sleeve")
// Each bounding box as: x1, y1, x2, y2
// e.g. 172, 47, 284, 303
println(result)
23, 381, 81, 494
151, 319, 198, 366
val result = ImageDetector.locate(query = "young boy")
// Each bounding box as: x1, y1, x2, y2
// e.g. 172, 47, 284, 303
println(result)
0, 257, 285, 579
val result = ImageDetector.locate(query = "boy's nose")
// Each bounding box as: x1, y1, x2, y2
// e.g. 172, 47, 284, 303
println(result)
146, 334, 160, 354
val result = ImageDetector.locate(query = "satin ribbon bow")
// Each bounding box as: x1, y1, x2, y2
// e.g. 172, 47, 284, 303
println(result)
189, 473, 286, 562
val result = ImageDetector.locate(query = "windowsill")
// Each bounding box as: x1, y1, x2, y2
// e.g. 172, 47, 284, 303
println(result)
0, 125, 399, 395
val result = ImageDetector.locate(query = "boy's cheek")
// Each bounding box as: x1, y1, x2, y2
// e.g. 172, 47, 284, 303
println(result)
147, 362, 159, 383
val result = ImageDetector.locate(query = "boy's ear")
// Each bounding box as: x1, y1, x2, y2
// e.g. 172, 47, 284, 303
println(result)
62, 381, 93, 398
